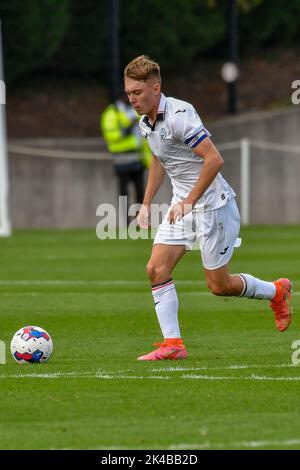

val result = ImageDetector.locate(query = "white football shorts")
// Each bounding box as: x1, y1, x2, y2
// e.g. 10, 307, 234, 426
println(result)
153, 198, 241, 270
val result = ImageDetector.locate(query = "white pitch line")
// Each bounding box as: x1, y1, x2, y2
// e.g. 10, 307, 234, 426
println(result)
152, 363, 299, 372
1, 293, 41, 296
1, 372, 300, 381
234, 438, 300, 449
183, 374, 300, 381
0, 291, 212, 297
1, 292, 299, 299
0, 280, 205, 286
186, 291, 300, 296
0, 279, 299, 286
96, 374, 170, 380
49, 437, 300, 450
1, 363, 300, 380
169, 438, 300, 450
0, 373, 171, 380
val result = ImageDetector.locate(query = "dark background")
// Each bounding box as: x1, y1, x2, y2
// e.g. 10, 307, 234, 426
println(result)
1, 0, 300, 137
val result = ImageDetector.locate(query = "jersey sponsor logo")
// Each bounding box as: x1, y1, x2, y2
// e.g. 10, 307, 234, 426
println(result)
175, 108, 186, 114
159, 128, 167, 140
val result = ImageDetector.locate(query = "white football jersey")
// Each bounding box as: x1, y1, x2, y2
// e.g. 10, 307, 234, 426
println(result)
139, 93, 235, 211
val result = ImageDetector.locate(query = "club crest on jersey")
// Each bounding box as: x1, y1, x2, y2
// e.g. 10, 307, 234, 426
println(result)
159, 128, 167, 140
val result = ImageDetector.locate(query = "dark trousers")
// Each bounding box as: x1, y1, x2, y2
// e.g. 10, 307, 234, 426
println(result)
115, 162, 145, 225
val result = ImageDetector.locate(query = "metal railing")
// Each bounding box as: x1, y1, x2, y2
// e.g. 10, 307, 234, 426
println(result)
7, 138, 300, 227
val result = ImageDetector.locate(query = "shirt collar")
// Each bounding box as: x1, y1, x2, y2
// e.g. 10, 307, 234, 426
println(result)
141, 93, 166, 131
157, 93, 166, 120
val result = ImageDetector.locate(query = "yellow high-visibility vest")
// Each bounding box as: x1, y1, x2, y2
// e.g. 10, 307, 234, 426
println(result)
100, 104, 152, 168
100, 104, 139, 153
141, 138, 152, 169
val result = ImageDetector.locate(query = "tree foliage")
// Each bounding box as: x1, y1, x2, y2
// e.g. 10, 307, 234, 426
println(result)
239, 0, 300, 48
120, 0, 225, 74
51, 0, 109, 77
0, 0, 70, 83
0, 0, 299, 85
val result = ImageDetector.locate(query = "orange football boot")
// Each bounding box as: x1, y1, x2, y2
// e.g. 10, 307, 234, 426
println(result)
270, 278, 292, 332
137, 339, 187, 361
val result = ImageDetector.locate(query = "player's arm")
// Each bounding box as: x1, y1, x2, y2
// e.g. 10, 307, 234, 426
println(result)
185, 137, 223, 206
143, 154, 166, 205
168, 137, 223, 223
137, 154, 166, 228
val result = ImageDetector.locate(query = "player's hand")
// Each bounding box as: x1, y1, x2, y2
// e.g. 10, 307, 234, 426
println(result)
137, 204, 151, 229
168, 200, 193, 224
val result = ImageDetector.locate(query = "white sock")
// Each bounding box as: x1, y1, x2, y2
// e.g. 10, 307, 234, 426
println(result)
237, 273, 276, 300
152, 279, 181, 338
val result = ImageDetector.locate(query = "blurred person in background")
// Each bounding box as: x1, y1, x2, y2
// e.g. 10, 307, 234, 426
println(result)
100, 94, 151, 225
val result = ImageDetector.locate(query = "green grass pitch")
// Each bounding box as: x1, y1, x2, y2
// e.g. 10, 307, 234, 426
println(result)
0, 225, 299, 450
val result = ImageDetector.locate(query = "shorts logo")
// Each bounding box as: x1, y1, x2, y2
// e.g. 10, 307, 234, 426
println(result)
159, 128, 167, 140
220, 246, 229, 255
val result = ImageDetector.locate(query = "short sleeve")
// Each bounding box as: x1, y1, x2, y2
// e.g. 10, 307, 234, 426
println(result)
172, 106, 211, 148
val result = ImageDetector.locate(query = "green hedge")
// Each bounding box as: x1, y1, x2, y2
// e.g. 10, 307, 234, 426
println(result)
0, 0, 70, 84
1, 0, 299, 85
239, 0, 300, 49
51, 0, 109, 76
120, 0, 225, 73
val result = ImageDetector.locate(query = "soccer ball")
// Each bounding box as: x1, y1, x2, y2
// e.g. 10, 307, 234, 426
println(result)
10, 326, 53, 363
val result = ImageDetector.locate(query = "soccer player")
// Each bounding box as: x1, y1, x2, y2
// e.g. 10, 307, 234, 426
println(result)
124, 55, 292, 361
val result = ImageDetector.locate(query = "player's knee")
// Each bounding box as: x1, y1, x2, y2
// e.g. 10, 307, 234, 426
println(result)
146, 261, 155, 279
146, 262, 169, 284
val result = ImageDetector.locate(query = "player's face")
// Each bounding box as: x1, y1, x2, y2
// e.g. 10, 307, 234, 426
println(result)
124, 77, 160, 116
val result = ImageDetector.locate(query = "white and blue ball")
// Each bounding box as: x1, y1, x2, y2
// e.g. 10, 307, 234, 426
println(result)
11, 326, 53, 363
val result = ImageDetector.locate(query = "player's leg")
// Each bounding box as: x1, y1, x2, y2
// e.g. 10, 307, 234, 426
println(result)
204, 265, 292, 331
138, 244, 187, 361
205, 264, 278, 299
204, 264, 243, 296
146, 243, 186, 285
201, 197, 292, 331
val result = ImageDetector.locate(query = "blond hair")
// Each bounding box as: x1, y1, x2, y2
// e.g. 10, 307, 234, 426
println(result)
124, 55, 161, 84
